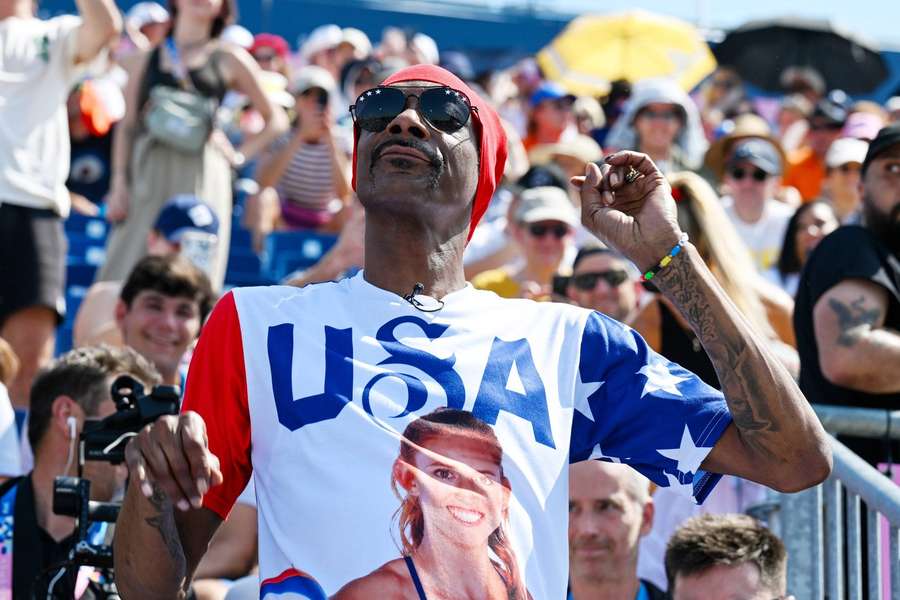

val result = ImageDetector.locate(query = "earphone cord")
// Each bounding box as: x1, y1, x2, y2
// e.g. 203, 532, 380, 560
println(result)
63, 433, 76, 476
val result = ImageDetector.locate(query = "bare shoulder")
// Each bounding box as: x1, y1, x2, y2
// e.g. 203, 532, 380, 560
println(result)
331, 559, 412, 600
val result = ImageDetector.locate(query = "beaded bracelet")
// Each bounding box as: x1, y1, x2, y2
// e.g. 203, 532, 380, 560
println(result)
642, 233, 689, 281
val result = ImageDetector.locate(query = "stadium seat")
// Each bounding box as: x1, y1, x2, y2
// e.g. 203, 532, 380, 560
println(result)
260, 230, 337, 283
64, 214, 108, 239
66, 233, 107, 266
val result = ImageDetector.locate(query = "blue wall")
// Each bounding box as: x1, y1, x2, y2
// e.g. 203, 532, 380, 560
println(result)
35, 0, 900, 100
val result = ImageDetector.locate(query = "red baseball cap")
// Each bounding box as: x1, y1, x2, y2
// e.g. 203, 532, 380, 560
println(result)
250, 33, 290, 59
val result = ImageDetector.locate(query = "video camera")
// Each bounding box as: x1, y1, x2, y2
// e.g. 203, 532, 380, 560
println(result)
46, 375, 179, 595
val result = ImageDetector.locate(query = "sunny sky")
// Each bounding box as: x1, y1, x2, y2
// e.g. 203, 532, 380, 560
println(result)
488, 0, 900, 49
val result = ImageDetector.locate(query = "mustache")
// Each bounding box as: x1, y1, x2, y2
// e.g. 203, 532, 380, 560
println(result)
372, 137, 442, 169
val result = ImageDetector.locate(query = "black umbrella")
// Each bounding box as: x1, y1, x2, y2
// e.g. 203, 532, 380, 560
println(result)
713, 17, 888, 94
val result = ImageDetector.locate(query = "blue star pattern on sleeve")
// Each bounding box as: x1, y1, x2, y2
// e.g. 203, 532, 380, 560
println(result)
570, 312, 733, 504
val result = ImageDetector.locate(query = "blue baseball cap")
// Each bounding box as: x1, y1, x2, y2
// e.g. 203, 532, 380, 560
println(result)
529, 82, 575, 107
153, 195, 219, 242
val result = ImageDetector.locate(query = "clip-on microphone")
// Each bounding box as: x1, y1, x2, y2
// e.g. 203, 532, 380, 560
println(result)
404, 282, 444, 313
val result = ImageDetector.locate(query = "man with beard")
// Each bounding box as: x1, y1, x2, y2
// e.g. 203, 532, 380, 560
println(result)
794, 123, 900, 466
568, 461, 665, 600
113, 65, 829, 599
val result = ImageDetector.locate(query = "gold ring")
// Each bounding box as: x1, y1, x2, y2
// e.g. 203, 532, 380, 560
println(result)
624, 166, 640, 184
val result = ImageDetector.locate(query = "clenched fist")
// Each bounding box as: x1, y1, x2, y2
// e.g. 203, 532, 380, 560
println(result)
124, 411, 223, 511
571, 152, 684, 272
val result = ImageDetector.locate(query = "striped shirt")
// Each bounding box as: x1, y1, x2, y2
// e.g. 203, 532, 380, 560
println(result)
270, 135, 336, 212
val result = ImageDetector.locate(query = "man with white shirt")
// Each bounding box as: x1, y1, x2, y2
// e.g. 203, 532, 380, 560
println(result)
720, 139, 795, 272
114, 65, 829, 599
0, 0, 120, 409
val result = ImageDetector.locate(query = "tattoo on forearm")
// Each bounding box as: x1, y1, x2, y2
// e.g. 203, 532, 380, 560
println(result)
655, 253, 781, 460
828, 296, 881, 347
144, 485, 186, 571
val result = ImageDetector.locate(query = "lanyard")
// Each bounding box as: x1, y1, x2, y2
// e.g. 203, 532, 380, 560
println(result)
0, 483, 17, 600
0, 480, 108, 599
164, 38, 191, 87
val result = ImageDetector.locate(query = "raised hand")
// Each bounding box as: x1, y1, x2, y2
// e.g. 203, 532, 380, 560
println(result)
571, 151, 683, 272
124, 411, 223, 511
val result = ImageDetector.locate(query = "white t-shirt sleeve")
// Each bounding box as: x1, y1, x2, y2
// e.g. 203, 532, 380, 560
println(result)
0, 385, 22, 478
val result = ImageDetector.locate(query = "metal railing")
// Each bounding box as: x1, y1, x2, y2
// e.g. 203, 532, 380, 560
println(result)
749, 405, 900, 600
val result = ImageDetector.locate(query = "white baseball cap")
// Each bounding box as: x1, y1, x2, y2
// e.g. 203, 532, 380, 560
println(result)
126, 2, 169, 29
825, 138, 869, 169
221, 25, 254, 49
341, 28, 372, 57
301, 24, 343, 59
515, 186, 578, 226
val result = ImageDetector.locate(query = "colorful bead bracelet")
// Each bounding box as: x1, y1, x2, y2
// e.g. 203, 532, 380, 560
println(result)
642, 233, 689, 281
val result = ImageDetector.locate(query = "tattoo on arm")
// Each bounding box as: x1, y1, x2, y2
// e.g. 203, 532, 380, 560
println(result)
828, 296, 882, 347
655, 252, 780, 460
144, 485, 187, 574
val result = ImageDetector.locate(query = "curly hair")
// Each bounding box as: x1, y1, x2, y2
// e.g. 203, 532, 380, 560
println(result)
391, 409, 527, 600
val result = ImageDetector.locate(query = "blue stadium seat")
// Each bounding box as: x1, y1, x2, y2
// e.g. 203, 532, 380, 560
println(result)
66, 263, 98, 288
67, 233, 107, 266
55, 325, 73, 356
225, 247, 272, 287
260, 230, 337, 283
64, 214, 108, 240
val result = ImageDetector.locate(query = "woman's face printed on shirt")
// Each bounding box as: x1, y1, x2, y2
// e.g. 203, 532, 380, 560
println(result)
396, 434, 510, 550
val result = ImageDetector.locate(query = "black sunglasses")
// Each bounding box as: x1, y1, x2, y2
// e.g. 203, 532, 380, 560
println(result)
350, 86, 476, 133
571, 270, 629, 290
528, 223, 570, 239
301, 88, 329, 108
730, 167, 769, 182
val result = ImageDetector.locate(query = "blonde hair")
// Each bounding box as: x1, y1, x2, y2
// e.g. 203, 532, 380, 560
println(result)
667, 171, 775, 339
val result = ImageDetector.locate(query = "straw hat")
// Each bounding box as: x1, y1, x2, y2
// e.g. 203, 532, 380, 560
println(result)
704, 113, 786, 178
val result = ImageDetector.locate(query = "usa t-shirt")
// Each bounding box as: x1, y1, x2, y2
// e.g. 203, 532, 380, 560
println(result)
182, 272, 732, 599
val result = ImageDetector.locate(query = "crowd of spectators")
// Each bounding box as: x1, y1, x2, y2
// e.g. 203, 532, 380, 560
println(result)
1, 0, 899, 597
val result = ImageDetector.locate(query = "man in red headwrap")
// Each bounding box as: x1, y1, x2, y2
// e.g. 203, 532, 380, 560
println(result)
114, 66, 830, 599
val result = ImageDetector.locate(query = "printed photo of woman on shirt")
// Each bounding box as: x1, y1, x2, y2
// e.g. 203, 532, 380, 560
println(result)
332, 408, 531, 600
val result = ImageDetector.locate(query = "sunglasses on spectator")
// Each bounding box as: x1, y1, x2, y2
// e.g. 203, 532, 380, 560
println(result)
253, 51, 278, 63
713, 78, 737, 89
528, 223, 570, 239
542, 97, 574, 111
729, 167, 769, 182
810, 120, 843, 131
301, 88, 329, 108
571, 270, 629, 290
639, 108, 680, 121
836, 163, 861, 174
350, 85, 475, 133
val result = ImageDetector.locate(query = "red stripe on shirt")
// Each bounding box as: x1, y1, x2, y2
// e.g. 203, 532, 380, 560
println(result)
181, 291, 252, 519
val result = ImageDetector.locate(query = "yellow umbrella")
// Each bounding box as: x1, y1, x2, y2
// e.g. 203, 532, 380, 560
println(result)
537, 10, 717, 96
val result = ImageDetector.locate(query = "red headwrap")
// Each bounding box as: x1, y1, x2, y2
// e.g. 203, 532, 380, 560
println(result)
351, 64, 508, 241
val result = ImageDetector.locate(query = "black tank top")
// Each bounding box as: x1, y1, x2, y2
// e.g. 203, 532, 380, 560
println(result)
659, 300, 721, 389
138, 41, 228, 112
